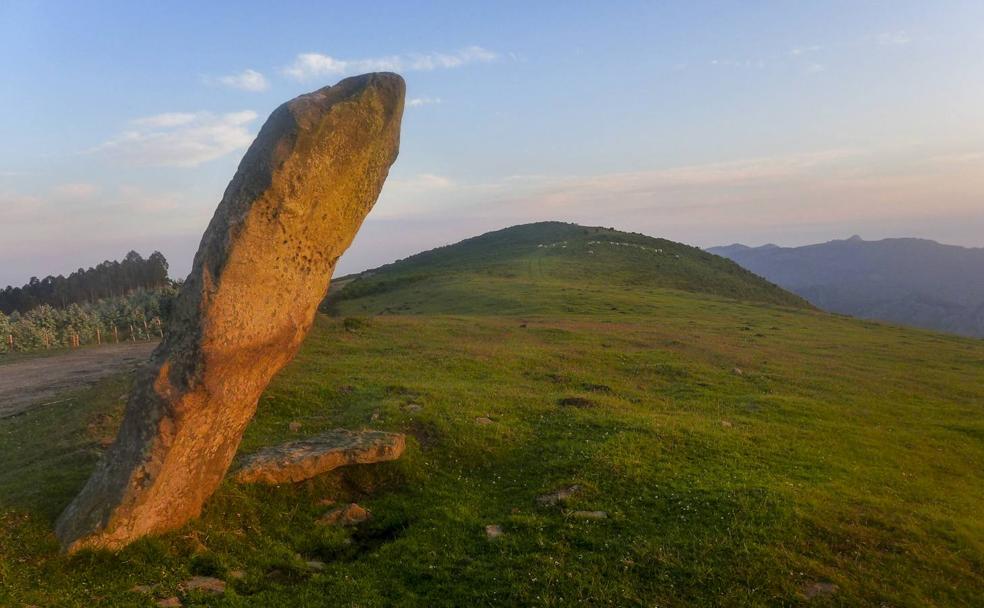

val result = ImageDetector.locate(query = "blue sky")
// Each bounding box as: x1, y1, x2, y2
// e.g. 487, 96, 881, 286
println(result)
2, 1, 984, 285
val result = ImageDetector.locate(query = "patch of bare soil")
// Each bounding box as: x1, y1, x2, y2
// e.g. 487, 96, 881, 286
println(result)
0, 342, 156, 418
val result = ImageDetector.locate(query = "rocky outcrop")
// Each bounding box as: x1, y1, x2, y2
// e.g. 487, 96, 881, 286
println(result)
55, 73, 405, 553
233, 429, 406, 485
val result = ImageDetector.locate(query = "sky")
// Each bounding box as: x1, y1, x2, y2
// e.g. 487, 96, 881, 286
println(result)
2, 1, 984, 286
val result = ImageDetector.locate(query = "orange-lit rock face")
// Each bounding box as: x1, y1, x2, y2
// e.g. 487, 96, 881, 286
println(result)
55, 73, 405, 553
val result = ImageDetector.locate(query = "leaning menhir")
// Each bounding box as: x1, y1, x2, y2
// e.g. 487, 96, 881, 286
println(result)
56, 72, 405, 553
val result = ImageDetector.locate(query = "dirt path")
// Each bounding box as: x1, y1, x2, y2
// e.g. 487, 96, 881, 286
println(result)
0, 342, 156, 418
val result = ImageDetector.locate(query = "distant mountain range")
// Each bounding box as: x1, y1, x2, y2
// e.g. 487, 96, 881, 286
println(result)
708, 236, 984, 337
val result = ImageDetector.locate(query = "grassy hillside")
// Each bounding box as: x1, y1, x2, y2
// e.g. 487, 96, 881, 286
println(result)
1, 225, 983, 606
325, 222, 810, 315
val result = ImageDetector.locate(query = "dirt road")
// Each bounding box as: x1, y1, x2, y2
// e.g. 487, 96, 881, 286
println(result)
0, 342, 156, 418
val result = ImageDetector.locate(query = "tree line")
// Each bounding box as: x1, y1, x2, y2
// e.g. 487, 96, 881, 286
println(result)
0, 250, 170, 314
0, 287, 177, 352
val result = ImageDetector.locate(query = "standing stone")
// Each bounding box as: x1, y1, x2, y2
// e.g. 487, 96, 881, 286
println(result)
55, 73, 405, 553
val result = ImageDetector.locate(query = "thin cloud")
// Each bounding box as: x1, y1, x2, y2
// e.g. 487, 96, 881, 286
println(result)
389, 173, 455, 191
283, 46, 497, 81
790, 45, 822, 56
929, 152, 984, 165
876, 30, 912, 46
374, 150, 869, 222
709, 58, 767, 69
207, 69, 270, 92
131, 113, 198, 128
91, 111, 258, 167
407, 97, 443, 108
52, 182, 100, 200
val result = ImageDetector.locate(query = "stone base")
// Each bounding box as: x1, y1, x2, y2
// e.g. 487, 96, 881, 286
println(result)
232, 429, 406, 485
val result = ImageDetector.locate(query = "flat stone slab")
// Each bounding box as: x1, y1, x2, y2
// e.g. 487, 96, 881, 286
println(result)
233, 429, 406, 484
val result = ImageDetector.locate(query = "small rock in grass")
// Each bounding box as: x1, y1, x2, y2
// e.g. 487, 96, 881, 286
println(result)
370, 410, 381, 422
733, 367, 744, 376
802, 582, 838, 599
130, 584, 153, 594
485, 524, 504, 539
180, 576, 226, 595
475, 416, 494, 425
571, 510, 608, 520
404, 403, 423, 413
318, 503, 371, 526
228, 570, 246, 580
288, 421, 303, 432
157, 598, 182, 607
306, 560, 326, 571
536, 485, 582, 506
721, 420, 733, 428
318, 497, 337, 506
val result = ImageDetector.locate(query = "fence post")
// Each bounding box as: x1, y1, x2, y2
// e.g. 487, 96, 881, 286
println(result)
96, 327, 101, 345
114, 325, 119, 343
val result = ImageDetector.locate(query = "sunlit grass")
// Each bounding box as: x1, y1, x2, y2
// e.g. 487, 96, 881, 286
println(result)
2, 283, 982, 605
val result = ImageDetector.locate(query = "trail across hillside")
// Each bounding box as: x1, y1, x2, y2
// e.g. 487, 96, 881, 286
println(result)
0, 342, 155, 418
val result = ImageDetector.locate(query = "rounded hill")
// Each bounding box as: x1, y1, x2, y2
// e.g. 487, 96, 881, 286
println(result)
326, 222, 809, 315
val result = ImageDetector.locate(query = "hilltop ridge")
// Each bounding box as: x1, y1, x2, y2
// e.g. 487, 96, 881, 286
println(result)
327, 222, 809, 315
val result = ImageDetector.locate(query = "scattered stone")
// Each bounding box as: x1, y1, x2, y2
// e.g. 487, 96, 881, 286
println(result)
288, 421, 303, 432
571, 510, 608, 520
233, 429, 406, 485
318, 503, 371, 526
306, 560, 326, 571
802, 582, 838, 600
404, 403, 423, 413
475, 416, 494, 425
181, 576, 226, 595
157, 598, 181, 608
318, 497, 337, 506
536, 485, 582, 506
733, 367, 744, 376
130, 584, 153, 594
55, 73, 406, 553
485, 524, 504, 539
228, 570, 246, 580
721, 420, 733, 428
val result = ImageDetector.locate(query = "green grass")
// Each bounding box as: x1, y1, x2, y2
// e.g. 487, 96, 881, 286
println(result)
1, 224, 982, 605
324, 222, 811, 313
2, 293, 983, 606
